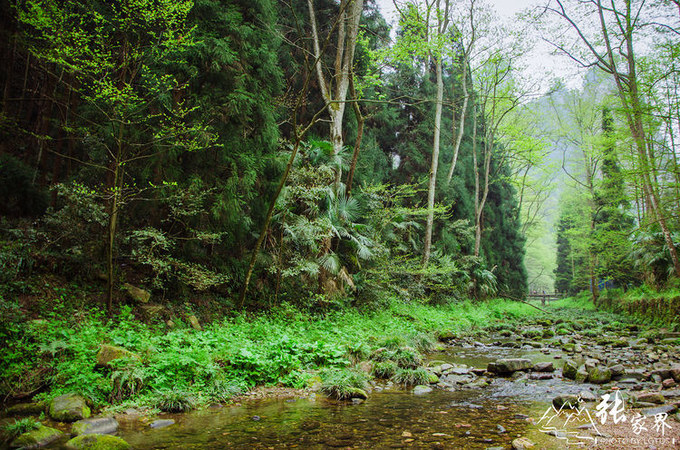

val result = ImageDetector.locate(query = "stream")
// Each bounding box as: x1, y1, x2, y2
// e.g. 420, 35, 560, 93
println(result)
111, 338, 591, 448
6, 312, 680, 449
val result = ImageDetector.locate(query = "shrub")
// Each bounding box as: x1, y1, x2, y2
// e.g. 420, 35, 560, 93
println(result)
154, 389, 196, 412
372, 361, 398, 379
319, 368, 368, 400
391, 347, 422, 369
392, 367, 430, 386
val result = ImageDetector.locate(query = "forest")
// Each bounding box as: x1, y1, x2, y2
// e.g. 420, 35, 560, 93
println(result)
0, 0, 679, 448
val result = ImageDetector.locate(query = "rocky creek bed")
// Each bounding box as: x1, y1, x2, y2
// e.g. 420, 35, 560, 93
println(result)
3, 306, 680, 449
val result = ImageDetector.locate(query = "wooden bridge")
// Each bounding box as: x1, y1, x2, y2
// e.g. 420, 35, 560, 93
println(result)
526, 292, 567, 304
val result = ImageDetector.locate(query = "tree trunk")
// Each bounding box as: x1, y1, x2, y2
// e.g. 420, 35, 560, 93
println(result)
423, 56, 444, 267
446, 60, 469, 184
346, 73, 364, 196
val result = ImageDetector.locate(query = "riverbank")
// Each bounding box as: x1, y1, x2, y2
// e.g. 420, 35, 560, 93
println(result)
3, 298, 680, 448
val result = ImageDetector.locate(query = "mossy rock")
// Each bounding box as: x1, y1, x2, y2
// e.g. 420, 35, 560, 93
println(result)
96, 345, 138, 368
562, 360, 578, 380
49, 393, 91, 422
65, 434, 131, 450
347, 388, 368, 400
436, 330, 456, 341
427, 372, 440, 384
71, 417, 119, 436
6, 402, 46, 417
10, 426, 63, 449
542, 329, 555, 338
587, 367, 612, 384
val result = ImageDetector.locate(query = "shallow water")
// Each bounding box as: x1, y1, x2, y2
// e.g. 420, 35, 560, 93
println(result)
116, 390, 556, 449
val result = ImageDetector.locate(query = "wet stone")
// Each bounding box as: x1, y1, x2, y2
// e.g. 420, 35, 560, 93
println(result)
533, 362, 554, 372
635, 392, 665, 404
149, 419, 175, 429
642, 404, 678, 417
71, 417, 119, 436
553, 395, 581, 409
489, 358, 532, 375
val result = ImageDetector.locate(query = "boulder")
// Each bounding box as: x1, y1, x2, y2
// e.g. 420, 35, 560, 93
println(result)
608, 364, 625, 377
187, 315, 202, 331
412, 385, 433, 395
49, 393, 91, 422
635, 392, 665, 404
552, 394, 581, 409
575, 367, 588, 383
139, 304, 164, 320
348, 388, 368, 400
670, 365, 680, 382
71, 417, 119, 436
533, 362, 554, 372
149, 419, 175, 429
587, 367, 612, 384
65, 434, 131, 450
641, 404, 678, 417
428, 372, 440, 384
562, 360, 579, 380
489, 358, 532, 375
10, 426, 63, 449
6, 402, 46, 417
123, 283, 150, 304
96, 345, 138, 368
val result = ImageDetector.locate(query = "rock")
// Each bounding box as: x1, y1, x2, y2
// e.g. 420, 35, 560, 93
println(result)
529, 373, 554, 380
49, 393, 91, 422
489, 358, 532, 375
635, 392, 665, 404
413, 385, 433, 395
10, 426, 63, 449
123, 283, 150, 304
348, 388, 368, 400
72, 417, 119, 436
139, 304, 164, 320
65, 434, 131, 449
663, 378, 677, 389
428, 372, 440, 384
553, 394, 581, 409
575, 367, 588, 383
612, 339, 628, 348
187, 315, 202, 331
587, 367, 612, 384
149, 419, 175, 429
651, 368, 671, 380
533, 362, 554, 372
96, 345, 138, 368
440, 363, 454, 372
642, 404, 678, 417
670, 366, 680, 382
6, 402, 46, 416
437, 330, 456, 341
512, 437, 535, 449
562, 360, 579, 379
496, 424, 506, 433
562, 343, 575, 352
662, 389, 680, 399
579, 391, 597, 402
608, 364, 625, 377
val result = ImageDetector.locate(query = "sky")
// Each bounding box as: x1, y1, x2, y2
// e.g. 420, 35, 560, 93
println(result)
374, 0, 584, 92
376, 0, 538, 26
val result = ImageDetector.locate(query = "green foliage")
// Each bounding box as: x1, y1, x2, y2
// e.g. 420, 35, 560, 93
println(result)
391, 367, 430, 386
154, 389, 196, 413
319, 368, 369, 400
2, 418, 41, 440
372, 361, 398, 379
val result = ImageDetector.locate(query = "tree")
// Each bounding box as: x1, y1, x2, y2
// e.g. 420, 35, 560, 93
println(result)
16, 0, 207, 312
308, 0, 364, 189
543, 0, 680, 277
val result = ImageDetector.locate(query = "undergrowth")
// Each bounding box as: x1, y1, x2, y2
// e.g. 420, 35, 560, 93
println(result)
0, 296, 542, 411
